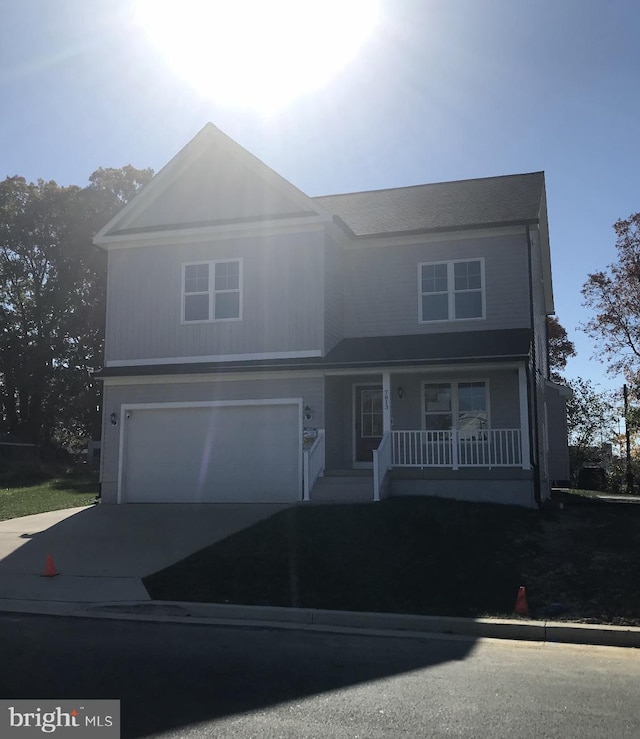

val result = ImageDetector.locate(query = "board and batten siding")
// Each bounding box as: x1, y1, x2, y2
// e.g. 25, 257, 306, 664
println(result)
324, 238, 344, 353
342, 233, 530, 338
104, 230, 325, 364
99, 375, 325, 502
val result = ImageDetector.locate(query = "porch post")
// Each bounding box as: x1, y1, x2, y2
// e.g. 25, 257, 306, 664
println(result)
518, 365, 532, 470
382, 371, 391, 434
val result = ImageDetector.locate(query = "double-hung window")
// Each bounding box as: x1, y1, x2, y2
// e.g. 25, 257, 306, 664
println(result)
424, 381, 488, 434
183, 259, 242, 322
419, 259, 484, 322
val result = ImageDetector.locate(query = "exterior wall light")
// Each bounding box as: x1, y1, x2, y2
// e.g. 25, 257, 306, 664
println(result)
397, 387, 405, 400
304, 405, 313, 421
110, 412, 118, 427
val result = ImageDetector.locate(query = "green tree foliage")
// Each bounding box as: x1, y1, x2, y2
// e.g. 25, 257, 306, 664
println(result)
547, 315, 575, 383
566, 377, 617, 477
0, 166, 153, 446
582, 212, 640, 383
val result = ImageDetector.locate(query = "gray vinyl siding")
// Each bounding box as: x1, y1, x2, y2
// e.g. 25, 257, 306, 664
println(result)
546, 384, 570, 483
342, 233, 530, 337
389, 369, 521, 431
104, 230, 325, 363
100, 375, 324, 496
324, 238, 344, 353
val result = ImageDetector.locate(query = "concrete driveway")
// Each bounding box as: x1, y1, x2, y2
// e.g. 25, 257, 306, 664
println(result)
0, 503, 288, 606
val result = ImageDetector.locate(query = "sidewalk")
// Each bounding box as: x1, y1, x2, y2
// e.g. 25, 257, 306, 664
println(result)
1, 507, 639, 649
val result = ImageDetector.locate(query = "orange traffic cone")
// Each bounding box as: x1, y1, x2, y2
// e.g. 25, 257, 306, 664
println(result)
514, 585, 528, 616
41, 554, 59, 578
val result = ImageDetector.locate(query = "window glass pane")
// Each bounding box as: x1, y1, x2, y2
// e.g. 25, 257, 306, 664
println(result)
371, 415, 383, 436
372, 390, 382, 414
184, 293, 209, 321
422, 293, 449, 321
361, 389, 382, 438
421, 263, 448, 293
458, 412, 488, 433
425, 413, 452, 430
425, 384, 451, 412
467, 268, 481, 290
455, 291, 482, 319
458, 382, 487, 432
215, 261, 240, 290
362, 415, 373, 437
454, 261, 481, 291
458, 382, 487, 411
214, 291, 240, 319
184, 264, 208, 293
362, 391, 372, 413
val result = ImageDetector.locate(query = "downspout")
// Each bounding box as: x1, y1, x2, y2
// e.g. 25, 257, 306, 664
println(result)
526, 225, 542, 508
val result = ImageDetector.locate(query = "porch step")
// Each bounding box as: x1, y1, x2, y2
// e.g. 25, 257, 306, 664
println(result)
323, 469, 373, 477
310, 474, 374, 503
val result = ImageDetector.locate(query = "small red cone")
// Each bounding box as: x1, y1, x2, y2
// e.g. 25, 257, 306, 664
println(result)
514, 585, 528, 616
41, 554, 59, 578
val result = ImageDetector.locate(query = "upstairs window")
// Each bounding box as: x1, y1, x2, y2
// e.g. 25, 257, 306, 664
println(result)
419, 259, 484, 322
183, 260, 242, 322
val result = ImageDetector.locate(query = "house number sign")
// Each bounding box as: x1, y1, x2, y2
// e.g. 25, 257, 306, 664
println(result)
384, 389, 390, 410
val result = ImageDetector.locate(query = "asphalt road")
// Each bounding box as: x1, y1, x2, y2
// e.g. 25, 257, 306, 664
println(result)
0, 613, 638, 738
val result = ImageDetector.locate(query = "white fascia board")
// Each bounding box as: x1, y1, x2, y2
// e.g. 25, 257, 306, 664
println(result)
105, 349, 323, 368
323, 360, 524, 377
101, 370, 325, 386
95, 217, 328, 250
100, 361, 525, 387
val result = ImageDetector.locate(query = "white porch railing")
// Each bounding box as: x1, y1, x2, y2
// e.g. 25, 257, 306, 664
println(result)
303, 429, 325, 501
373, 431, 392, 502
391, 429, 522, 469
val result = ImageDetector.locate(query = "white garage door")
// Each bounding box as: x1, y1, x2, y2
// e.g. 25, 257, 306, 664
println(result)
120, 401, 301, 503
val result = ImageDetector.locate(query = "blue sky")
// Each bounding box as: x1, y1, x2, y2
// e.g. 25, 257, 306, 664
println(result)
2, 0, 639, 390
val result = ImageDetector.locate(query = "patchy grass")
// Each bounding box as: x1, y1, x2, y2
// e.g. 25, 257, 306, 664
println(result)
0, 475, 97, 521
561, 488, 638, 501
144, 495, 640, 625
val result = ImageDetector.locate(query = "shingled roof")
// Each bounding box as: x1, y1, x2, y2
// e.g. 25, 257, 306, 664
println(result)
313, 171, 545, 237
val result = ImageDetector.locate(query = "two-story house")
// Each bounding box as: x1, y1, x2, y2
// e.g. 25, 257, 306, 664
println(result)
93, 124, 570, 508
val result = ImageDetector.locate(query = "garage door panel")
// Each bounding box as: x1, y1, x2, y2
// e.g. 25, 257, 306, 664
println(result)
122, 403, 300, 503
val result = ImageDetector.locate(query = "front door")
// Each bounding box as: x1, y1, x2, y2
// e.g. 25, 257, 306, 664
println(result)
354, 385, 383, 464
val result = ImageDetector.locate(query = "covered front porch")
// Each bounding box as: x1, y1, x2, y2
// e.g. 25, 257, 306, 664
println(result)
303, 363, 533, 505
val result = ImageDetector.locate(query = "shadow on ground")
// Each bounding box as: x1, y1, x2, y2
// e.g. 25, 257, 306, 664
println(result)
0, 613, 476, 739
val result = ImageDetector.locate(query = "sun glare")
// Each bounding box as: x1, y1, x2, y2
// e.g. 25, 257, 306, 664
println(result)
135, 0, 380, 112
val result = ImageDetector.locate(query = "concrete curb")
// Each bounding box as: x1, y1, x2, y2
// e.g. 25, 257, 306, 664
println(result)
1, 598, 638, 649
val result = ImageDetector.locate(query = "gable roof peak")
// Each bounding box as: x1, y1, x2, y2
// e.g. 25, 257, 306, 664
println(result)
94, 123, 331, 246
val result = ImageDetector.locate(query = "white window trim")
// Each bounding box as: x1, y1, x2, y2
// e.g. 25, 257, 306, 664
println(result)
418, 258, 485, 323
182, 259, 243, 324
421, 379, 491, 432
